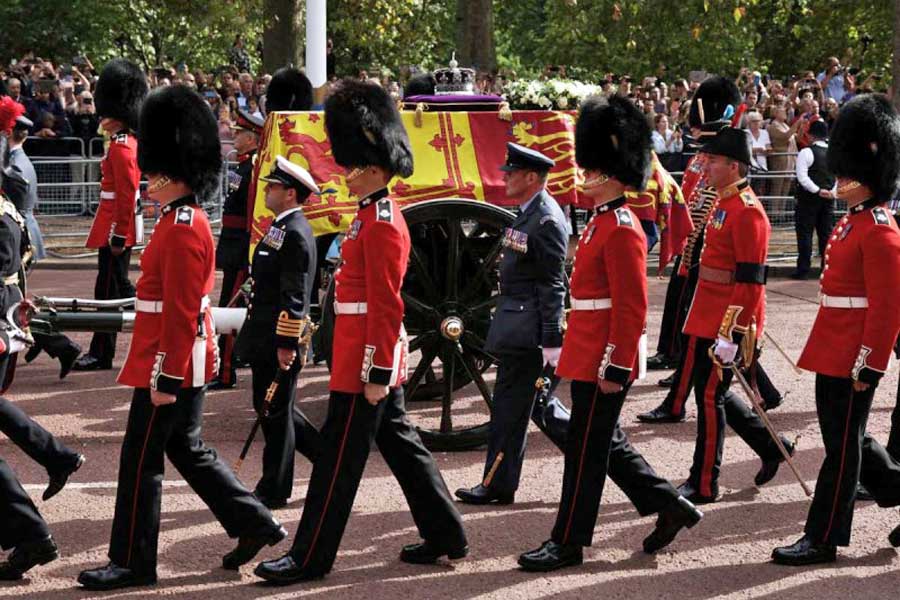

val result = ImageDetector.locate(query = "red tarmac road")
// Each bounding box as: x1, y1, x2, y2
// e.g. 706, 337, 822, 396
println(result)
1, 268, 899, 599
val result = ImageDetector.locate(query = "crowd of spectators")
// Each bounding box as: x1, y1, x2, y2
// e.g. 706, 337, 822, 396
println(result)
0, 42, 890, 182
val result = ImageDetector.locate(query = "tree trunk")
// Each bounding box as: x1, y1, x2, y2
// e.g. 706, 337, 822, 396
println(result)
893, 0, 900, 109
263, 0, 304, 73
455, 0, 496, 72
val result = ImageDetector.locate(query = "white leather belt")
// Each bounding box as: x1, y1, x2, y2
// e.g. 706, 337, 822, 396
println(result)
136, 295, 211, 314
334, 301, 367, 315
819, 294, 868, 309
569, 297, 612, 311
100, 191, 115, 200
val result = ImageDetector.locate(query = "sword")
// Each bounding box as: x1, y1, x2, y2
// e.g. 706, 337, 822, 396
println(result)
483, 362, 560, 487
763, 330, 803, 375
729, 364, 813, 497
233, 317, 318, 472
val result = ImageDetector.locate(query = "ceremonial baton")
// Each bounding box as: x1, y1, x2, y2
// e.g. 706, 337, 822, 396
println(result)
763, 330, 803, 375
234, 317, 318, 472
729, 365, 813, 497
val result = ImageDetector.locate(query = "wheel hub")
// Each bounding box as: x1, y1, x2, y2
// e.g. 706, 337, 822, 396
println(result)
440, 316, 464, 341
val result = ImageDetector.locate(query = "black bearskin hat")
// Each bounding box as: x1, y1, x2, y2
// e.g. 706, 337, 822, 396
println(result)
403, 73, 436, 98
688, 76, 741, 129
138, 85, 221, 200
94, 58, 148, 132
324, 78, 414, 178
827, 93, 900, 200
575, 94, 652, 190
266, 67, 313, 112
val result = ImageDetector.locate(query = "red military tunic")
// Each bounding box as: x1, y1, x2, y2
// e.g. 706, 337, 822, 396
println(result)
798, 202, 900, 383
330, 187, 410, 393
556, 198, 647, 385
118, 196, 218, 393
683, 179, 769, 343
86, 132, 140, 249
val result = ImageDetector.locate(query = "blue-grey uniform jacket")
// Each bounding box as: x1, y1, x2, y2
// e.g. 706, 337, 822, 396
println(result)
485, 189, 567, 354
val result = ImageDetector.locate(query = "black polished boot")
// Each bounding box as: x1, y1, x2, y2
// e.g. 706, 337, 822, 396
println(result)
771, 536, 836, 566
254, 555, 325, 585
637, 405, 685, 424
58, 343, 82, 380
222, 525, 288, 570
518, 540, 583, 572
0, 536, 58, 580
647, 353, 678, 370
454, 484, 514, 505
400, 540, 468, 564
77, 562, 157, 590
754, 440, 794, 487
43, 454, 85, 501
657, 373, 675, 388
642, 496, 704, 554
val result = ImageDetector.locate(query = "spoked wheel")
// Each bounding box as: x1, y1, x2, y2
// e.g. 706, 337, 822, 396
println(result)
401, 199, 514, 451
315, 198, 514, 451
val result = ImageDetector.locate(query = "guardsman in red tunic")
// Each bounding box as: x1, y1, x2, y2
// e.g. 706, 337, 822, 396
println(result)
254, 79, 467, 585
74, 59, 146, 372
677, 127, 792, 504
773, 94, 900, 566
518, 95, 702, 573
78, 86, 286, 592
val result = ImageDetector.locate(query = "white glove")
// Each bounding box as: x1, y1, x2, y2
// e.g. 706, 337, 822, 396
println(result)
542, 346, 562, 367
712, 336, 739, 366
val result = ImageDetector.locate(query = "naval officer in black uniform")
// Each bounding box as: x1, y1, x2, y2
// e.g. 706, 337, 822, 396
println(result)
456, 143, 569, 505
235, 155, 323, 509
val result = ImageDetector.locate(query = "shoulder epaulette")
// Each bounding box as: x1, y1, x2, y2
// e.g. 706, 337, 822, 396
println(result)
175, 205, 195, 226
872, 206, 892, 225
112, 133, 129, 145
0, 199, 24, 228
376, 199, 393, 223
614, 207, 634, 227
739, 190, 756, 207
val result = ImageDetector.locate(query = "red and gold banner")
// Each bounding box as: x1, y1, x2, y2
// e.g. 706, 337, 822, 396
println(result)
249, 110, 580, 248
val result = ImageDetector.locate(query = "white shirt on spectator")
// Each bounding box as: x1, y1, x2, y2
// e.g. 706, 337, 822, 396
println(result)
796, 140, 836, 194
651, 129, 683, 154
747, 128, 771, 171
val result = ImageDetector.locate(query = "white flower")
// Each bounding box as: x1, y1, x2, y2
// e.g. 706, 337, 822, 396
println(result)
538, 96, 551, 108
557, 96, 569, 108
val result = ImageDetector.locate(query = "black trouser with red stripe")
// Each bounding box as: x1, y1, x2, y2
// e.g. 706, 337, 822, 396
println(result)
687, 336, 783, 498
216, 266, 248, 385
87, 246, 135, 363
655, 255, 687, 359
289, 388, 466, 575
805, 375, 900, 546
108, 387, 279, 574
249, 358, 321, 502
0, 458, 49, 551
661, 338, 782, 418
551, 380, 680, 547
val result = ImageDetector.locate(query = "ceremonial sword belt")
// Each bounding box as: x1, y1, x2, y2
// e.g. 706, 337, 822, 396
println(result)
569, 297, 612, 311
818, 294, 869, 309
333, 301, 368, 315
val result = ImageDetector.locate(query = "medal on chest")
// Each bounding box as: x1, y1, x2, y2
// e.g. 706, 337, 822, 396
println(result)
262, 225, 285, 250
710, 208, 727, 230
348, 219, 363, 240
501, 227, 529, 253
227, 171, 242, 193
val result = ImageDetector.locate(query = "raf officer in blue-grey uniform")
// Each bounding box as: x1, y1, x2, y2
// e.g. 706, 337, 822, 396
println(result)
456, 143, 568, 505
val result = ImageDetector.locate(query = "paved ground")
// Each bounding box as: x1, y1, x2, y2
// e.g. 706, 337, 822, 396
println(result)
2, 269, 899, 599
